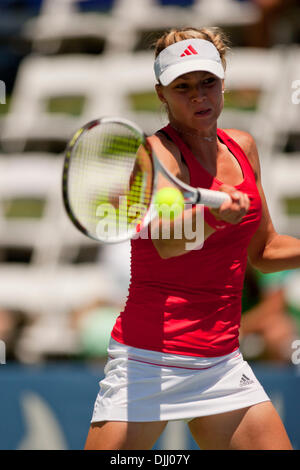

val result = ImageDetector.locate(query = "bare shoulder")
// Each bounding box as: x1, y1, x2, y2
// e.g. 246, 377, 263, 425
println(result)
223, 128, 261, 179
223, 128, 257, 155
147, 131, 182, 175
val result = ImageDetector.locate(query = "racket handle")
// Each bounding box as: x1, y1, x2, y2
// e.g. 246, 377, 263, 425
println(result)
197, 188, 231, 208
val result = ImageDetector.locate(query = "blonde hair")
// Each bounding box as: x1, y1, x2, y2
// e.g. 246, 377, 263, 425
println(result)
154, 27, 230, 71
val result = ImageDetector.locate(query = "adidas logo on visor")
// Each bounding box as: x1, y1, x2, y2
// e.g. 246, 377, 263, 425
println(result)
153, 38, 225, 85
180, 44, 199, 57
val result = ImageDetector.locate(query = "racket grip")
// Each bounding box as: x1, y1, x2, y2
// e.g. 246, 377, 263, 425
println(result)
197, 188, 231, 208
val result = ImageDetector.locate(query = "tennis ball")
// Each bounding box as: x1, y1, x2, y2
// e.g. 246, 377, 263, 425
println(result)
154, 187, 184, 220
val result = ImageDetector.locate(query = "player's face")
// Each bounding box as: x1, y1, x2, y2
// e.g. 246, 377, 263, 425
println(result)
156, 71, 224, 132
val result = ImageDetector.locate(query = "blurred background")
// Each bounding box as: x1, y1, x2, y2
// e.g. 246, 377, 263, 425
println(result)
0, 0, 300, 450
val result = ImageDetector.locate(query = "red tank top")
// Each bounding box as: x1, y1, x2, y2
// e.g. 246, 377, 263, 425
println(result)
111, 126, 262, 357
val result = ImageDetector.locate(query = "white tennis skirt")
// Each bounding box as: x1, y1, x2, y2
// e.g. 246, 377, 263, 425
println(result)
91, 337, 270, 423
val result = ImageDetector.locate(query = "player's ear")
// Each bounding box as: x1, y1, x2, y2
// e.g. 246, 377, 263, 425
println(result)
155, 83, 167, 103
222, 79, 225, 94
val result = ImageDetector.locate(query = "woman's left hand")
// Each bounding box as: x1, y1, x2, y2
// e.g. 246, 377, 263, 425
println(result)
210, 184, 250, 225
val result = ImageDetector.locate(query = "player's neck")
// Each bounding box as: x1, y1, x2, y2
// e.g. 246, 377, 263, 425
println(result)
170, 121, 221, 172
170, 125, 214, 142
169, 121, 217, 144
170, 122, 218, 155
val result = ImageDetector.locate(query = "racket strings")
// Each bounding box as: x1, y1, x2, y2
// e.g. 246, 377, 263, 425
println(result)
67, 121, 153, 240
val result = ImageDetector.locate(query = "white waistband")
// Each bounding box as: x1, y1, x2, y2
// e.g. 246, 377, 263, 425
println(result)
108, 338, 241, 370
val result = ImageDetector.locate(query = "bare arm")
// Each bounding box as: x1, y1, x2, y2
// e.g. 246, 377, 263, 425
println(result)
148, 133, 215, 258
232, 130, 300, 273
148, 133, 248, 259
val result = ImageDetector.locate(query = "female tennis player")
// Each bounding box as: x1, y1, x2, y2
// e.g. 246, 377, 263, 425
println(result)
84, 27, 295, 450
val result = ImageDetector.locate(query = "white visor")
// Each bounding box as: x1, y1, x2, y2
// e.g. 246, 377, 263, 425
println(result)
154, 38, 224, 86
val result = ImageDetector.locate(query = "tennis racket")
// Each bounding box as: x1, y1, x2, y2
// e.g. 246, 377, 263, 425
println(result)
62, 117, 230, 243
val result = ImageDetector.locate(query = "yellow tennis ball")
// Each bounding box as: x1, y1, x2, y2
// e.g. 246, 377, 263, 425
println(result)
154, 187, 184, 220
